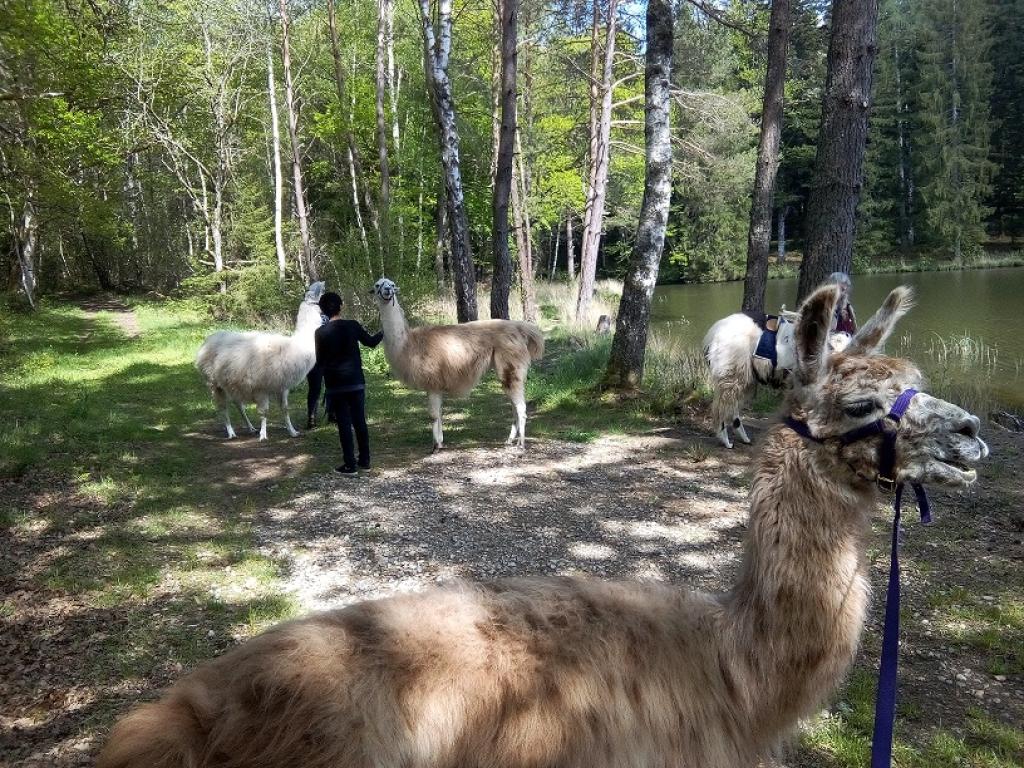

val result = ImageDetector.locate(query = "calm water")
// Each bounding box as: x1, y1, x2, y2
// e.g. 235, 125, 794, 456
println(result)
651, 267, 1024, 409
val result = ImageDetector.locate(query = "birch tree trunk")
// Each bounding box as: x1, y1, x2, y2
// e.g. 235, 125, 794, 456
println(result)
551, 219, 560, 278
375, 0, 392, 262
12, 199, 39, 308
266, 42, 286, 282
327, 0, 372, 271
604, 0, 672, 389
511, 143, 538, 323
576, 0, 619, 324
490, 0, 516, 319
777, 205, 789, 264
419, 0, 477, 322
796, 0, 879, 301
278, 0, 315, 282
566, 212, 575, 280
741, 0, 790, 316
435, 179, 448, 290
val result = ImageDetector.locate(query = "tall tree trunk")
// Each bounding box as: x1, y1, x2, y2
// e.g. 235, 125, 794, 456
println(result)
603, 0, 672, 389
435, 179, 448, 290
741, 0, 790, 316
512, 132, 537, 323
278, 0, 315, 281
796, 0, 879, 301
12, 199, 39, 308
551, 219, 560, 279
419, 0, 477, 322
893, 36, 916, 252
375, 0, 392, 264
327, 0, 372, 270
576, 0, 619, 323
566, 211, 575, 280
777, 205, 789, 264
267, 43, 287, 283
490, 0, 516, 319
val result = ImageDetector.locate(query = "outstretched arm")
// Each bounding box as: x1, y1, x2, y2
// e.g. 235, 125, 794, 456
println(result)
359, 325, 384, 348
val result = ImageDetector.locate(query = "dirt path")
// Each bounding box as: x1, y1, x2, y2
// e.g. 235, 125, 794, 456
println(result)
258, 424, 753, 612
76, 295, 141, 338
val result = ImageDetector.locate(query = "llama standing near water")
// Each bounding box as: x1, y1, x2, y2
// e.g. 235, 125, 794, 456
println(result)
196, 282, 325, 441
99, 284, 988, 768
372, 277, 544, 450
703, 311, 798, 448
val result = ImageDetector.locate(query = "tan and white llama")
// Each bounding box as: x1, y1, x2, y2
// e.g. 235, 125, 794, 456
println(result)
98, 284, 988, 768
372, 277, 544, 450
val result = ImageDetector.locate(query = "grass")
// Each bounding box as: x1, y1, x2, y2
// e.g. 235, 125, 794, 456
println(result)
801, 672, 1024, 767
0, 297, 296, 689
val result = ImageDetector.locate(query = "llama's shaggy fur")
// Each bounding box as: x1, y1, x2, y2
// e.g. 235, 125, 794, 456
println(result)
703, 312, 797, 448
99, 284, 988, 768
373, 278, 544, 449
196, 282, 325, 440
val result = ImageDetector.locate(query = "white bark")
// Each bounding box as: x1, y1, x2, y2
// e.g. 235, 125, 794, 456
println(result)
576, 0, 619, 323
267, 42, 287, 283
418, 0, 478, 322
278, 0, 314, 282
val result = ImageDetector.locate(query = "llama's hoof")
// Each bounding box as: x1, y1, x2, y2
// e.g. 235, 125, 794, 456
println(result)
258, 433, 268, 442
288, 429, 301, 438
431, 443, 443, 453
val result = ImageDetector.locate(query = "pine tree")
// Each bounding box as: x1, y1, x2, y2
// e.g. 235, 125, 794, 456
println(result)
913, 0, 994, 262
988, 0, 1024, 241
857, 0, 916, 263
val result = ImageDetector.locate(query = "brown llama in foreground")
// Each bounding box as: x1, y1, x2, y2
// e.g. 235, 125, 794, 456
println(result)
98, 285, 989, 768
372, 278, 544, 450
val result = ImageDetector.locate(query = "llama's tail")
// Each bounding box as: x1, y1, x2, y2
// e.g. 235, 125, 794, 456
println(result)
96, 693, 207, 768
519, 322, 545, 361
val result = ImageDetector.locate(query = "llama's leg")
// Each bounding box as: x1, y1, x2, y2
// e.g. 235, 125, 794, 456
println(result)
501, 369, 528, 449
428, 392, 444, 451
280, 390, 300, 438
215, 389, 237, 440
710, 390, 733, 449
734, 415, 752, 445
256, 396, 270, 441
236, 402, 257, 433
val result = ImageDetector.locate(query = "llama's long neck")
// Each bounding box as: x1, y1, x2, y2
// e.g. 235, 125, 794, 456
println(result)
378, 300, 409, 360
724, 427, 874, 737
292, 302, 321, 353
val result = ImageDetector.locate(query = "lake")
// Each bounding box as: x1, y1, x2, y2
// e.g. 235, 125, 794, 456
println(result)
651, 267, 1024, 410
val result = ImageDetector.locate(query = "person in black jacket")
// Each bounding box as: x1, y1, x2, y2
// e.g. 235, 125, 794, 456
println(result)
314, 292, 384, 474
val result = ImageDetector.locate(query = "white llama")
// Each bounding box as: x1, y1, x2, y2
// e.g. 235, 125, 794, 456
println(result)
372, 278, 544, 450
98, 284, 989, 768
703, 311, 798, 448
195, 281, 325, 441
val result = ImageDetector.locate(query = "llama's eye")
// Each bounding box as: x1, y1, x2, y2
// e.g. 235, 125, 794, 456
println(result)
843, 400, 878, 418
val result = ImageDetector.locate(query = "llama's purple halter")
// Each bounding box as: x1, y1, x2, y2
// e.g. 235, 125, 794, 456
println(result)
784, 388, 930, 768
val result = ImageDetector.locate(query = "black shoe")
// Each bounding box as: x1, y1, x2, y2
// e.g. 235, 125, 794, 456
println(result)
357, 461, 371, 471
335, 465, 357, 474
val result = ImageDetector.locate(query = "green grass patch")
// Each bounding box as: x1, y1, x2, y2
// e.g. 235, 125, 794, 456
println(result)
801, 670, 1024, 768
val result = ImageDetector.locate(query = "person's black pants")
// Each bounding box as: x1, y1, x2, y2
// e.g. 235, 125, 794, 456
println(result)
331, 389, 370, 468
306, 364, 330, 419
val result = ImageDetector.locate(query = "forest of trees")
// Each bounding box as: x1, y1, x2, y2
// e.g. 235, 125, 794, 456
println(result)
2, 0, 1022, 312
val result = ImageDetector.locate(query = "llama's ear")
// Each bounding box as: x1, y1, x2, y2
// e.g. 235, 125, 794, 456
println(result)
847, 286, 914, 355
794, 284, 841, 384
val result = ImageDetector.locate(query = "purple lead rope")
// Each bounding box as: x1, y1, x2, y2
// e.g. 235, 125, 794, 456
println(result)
783, 388, 931, 768
870, 388, 929, 768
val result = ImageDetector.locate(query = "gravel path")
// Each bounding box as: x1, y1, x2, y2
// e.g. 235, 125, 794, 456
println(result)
258, 430, 755, 613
